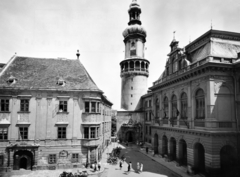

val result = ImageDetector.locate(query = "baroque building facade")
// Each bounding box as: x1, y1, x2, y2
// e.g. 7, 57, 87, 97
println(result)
0, 54, 113, 171
142, 30, 240, 176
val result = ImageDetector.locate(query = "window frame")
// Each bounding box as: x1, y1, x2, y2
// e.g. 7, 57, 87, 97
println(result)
48, 154, 57, 164
180, 92, 188, 119
163, 97, 169, 118
171, 95, 177, 119
57, 127, 67, 139
195, 89, 205, 119
59, 100, 68, 112
19, 127, 28, 140
0, 99, 9, 112
72, 153, 79, 163
20, 99, 29, 112
0, 128, 8, 140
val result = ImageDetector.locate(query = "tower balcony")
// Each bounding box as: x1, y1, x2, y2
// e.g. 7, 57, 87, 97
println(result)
120, 58, 150, 77
120, 67, 149, 77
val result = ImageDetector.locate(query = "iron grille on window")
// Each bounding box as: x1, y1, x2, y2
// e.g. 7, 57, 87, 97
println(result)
72, 153, 79, 163
0, 128, 7, 140
48, 154, 56, 164
59, 101, 67, 112
58, 127, 66, 139
19, 127, 28, 140
20, 99, 29, 112
0, 99, 9, 112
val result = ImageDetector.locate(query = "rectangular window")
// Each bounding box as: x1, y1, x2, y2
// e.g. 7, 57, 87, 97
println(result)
149, 112, 151, 121
90, 127, 95, 138
91, 102, 96, 113
97, 127, 99, 138
48, 154, 57, 164
72, 153, 79, 163
19, 127, 28, 140
130, 49, 136, 56
59, 101, 67, 112
0, 99, 9, 112
149, 100, 152, 107
84, 127, 89, 139
85, 102, 89, 112
149, 127, 151, 135
20, 99, 29, 112
58, 127, 66, 139
0, 128, 8, 140
0, 155, 3, 166
96, 102, 100, 113
145, 126, 148, 134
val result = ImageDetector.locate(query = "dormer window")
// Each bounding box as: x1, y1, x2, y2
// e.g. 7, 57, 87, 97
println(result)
6, 75, 17, 85
57, 78, 66, 86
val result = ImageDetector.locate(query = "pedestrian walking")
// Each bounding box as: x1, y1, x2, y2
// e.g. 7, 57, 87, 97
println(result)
128, 162, 131, 172
137, 162, 140, 173
98, 161, 101, 171
94, 161, 97, 171
140, 163, 143, 173
119, 160, 122, 170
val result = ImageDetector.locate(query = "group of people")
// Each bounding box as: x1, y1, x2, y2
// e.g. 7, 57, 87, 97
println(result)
92, 161, 101, 172
119, 160, 143, 173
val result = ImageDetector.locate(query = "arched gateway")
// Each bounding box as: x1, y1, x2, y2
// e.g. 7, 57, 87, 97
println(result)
14, 150, 34, 170
154, 134, 159, 154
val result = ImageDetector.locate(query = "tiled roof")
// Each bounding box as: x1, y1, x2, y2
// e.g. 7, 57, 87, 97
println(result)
0, 56, 102, 92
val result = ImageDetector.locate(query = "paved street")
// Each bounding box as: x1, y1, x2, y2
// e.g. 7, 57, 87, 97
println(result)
0, 143, 181, 177
103, 144, 180, 177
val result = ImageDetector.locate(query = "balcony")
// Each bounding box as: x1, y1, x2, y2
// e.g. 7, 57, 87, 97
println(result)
17, 112, 30, 125
0, 112, 11, 125
81, 139, 100, 147
120, 68, 149, 77
194, 120, 236, 129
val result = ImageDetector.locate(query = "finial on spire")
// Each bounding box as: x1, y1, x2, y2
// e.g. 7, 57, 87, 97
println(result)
132, 0, 137, 2
189, 36, 191, 43
211, 19, 213, 30
76, 50, 80, 59
173, 31, 176, 40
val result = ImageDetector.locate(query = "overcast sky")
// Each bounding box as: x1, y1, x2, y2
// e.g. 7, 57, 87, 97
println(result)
0, 0, 240, 109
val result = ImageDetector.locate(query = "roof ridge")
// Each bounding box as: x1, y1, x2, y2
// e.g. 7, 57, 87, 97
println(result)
0, 54, 17, 78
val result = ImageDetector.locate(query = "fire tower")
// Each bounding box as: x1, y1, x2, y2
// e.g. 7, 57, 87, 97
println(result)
120, 0, 150, 110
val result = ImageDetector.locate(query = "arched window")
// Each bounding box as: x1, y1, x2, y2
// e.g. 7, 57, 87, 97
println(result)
171, 95, 177, 118
155, 98, 159, 118
163, 97, 168, 118
180, 92, 188, 119
130, 41, 136, 56
196, 89, 205, 119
